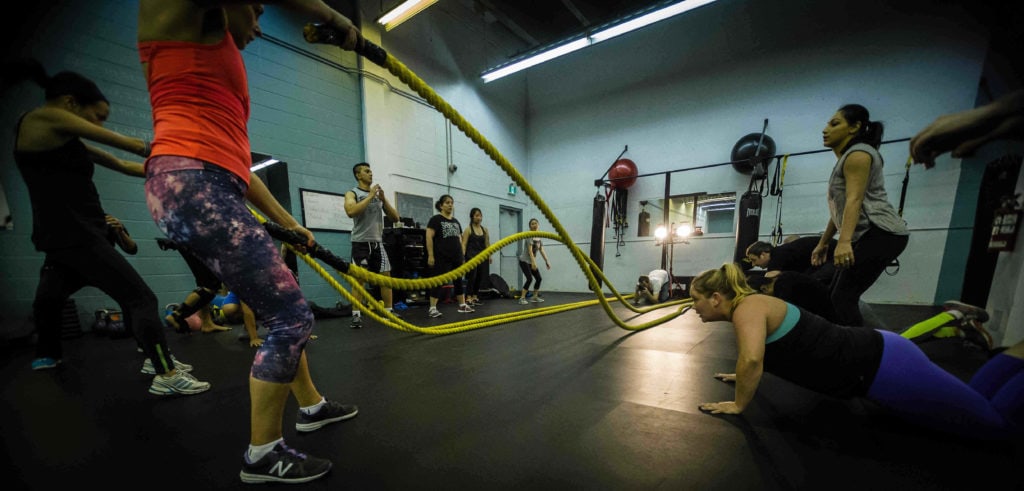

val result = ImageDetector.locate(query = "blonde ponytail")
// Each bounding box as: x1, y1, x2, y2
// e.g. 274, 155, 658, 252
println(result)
691, 262, 756, 312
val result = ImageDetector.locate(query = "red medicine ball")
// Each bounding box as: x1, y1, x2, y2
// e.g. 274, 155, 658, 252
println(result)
608, 158, 638, 189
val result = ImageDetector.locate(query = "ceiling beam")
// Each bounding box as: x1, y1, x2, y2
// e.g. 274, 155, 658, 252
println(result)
559, 0, 591, 27
476, 0, 540, 48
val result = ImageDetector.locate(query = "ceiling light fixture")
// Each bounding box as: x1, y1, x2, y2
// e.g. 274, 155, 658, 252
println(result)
251, 158, 281, 172
377, 0, 439, 32
481, 0, 719, 83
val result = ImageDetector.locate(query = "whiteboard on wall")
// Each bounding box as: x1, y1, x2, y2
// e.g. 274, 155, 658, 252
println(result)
299, 188, 352, 232
395, 192, 434, 229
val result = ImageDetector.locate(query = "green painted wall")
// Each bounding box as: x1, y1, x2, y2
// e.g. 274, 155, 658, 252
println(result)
0, 1, 364, 339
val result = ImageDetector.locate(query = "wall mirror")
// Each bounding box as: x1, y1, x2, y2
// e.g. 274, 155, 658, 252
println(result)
638, 192, 736, 237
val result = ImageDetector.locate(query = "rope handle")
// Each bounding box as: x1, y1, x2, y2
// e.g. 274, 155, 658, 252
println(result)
303, 23, 388, 66
259, 219, 352, 273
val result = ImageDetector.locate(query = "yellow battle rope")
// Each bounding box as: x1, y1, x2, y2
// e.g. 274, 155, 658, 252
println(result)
264, 27, 695, 334
253, 208, 691, 335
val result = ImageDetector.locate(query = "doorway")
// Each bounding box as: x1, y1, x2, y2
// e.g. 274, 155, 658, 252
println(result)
498, 206, 523, 290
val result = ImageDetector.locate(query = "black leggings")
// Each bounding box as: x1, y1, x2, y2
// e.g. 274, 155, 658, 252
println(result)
430, 255, 465, 299
464, 254, 489, 296
33, 239, 174, 373
519, 260, 542, 291
830, 227, 909, 326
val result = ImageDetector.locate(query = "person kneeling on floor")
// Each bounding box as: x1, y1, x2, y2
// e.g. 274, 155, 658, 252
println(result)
634, 269, 671, 306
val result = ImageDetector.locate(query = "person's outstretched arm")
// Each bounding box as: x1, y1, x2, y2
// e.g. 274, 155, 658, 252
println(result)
27, 106, 150, 161
87, 145, 145, 177
246, 173, 315, 247
139, 0, 359, 48
910, 89, 1024, 167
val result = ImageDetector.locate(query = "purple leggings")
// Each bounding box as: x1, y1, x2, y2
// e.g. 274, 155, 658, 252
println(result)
867, 330, 1024, 439
146, 156, 313, 383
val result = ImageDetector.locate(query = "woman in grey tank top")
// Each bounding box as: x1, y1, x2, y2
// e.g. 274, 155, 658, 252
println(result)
812, 104, 909, 326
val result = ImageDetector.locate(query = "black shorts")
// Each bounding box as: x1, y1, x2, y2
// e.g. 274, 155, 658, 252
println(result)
351, 241, 391, 273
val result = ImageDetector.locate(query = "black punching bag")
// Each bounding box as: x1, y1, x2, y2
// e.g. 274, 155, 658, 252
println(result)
637, 209, 650, 237
590, 193, 607, 288
734, 191, 761, 267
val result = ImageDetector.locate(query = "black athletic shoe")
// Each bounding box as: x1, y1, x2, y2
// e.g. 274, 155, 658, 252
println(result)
295, 400, 359, 432
239, 443, 331, 484
350, 315, 362, 329
961, 319, 994, 351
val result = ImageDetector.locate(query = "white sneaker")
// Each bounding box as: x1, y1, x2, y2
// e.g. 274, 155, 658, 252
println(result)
149, 370, 210, 395
518, 298, 529, 305
141, 355, 193, 375
530, 297, 544, 303
428, 308, 443, 318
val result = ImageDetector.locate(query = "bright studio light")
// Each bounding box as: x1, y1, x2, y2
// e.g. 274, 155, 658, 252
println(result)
654, 225, 668, 241
481, 0, 719, 83
676, 224, 693, 238
377, 0, 438, 31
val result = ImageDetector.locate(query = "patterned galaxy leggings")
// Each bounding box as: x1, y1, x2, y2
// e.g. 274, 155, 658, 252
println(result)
146, 157, 313, 383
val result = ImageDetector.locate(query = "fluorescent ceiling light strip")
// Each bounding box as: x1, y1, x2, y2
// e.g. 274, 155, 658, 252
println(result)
378, 0, 438, 31
590, 0, 719, 42
482, 0, 718, 83
251, 159, 280, 172
482, 38, 590, 83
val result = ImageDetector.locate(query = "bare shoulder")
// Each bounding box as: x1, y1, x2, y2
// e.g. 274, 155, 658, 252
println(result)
734, 294, 785, 320
844, 150, 872, 168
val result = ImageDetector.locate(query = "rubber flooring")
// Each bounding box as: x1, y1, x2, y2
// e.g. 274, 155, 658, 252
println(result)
0, 293, 1019, 490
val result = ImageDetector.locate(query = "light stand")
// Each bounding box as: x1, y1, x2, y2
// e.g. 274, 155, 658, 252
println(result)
654, 223, 692, 298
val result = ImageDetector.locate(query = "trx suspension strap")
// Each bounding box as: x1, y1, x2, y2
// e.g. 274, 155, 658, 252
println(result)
887, 155, 914, 276
898, 155, 913, 217
769, 154, 788, 246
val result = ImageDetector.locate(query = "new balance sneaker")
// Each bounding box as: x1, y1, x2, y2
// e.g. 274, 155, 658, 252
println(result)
148, 370, 211, 395
295, 400, 359, 432
942, 300, 990, 323
31, 357, 61, 371
350, 315, 362, 329
457, 304, 475, 313
530, 296, 545, 303
141, 355, 193, 375
518, 298, 529, 305
428, 307, 443, 318
239, 443, 332, 484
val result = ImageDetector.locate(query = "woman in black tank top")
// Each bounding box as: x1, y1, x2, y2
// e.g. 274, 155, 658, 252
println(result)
692, 262, 1024, 441
461, 207, 491, 306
